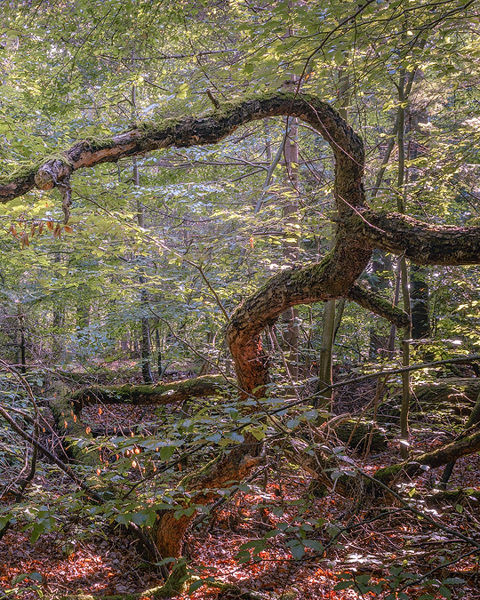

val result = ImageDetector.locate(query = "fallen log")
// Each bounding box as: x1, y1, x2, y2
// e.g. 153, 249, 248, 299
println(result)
71, 375, 234, 409
373, 423, 480, 485
413, 378, 480, 415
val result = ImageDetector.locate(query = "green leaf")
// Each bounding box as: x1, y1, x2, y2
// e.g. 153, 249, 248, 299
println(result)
302, 539, 323, 551
188, 579, 205, 593
160, 446, 176, 461
30, 523, 45, 544
115, 513, 133, 525
335, 581, 354, 591
438, 586, 452, 599
286, 539, 304, 560
334, 49, 344, 65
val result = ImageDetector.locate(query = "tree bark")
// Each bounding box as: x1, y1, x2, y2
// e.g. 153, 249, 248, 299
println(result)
357, 210, 480, 265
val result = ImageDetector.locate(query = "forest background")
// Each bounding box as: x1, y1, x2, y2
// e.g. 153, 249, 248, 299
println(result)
1, 1, 480, 599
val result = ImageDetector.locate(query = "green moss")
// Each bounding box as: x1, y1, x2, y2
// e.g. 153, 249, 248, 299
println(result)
134, 90, 314, 133
49, 395, 101, 469
81, 136, 118, 152
373, 462, 406, 483
136, 115, 182, 133
0, 152, 73, 186
43, 152, 73, 167
211, 90, 300, 117
336, 420, 387, 451
58, 569, 187, 600
0, 162, 40, 185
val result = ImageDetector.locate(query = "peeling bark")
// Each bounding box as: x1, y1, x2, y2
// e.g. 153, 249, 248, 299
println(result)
155, 434, 262, 558
226, 244, 372, 396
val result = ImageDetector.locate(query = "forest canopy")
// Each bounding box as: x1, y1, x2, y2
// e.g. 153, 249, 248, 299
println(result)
1, 1, 480, 599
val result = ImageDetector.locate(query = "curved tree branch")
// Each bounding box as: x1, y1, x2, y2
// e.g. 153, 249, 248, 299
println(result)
3, 90, 477, 560
357, 210, 480, 265
226, 243, 371, 395
348, 283, 411, 327
0, 92, 364, 212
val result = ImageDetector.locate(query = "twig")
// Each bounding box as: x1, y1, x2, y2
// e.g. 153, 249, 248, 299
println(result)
0, 405, 104, 503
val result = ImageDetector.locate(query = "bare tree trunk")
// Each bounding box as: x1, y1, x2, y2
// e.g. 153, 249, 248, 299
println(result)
281, 84, 300, 378
132, 54, 154, 384
397, 67, 413, 459
408, 108, 431, 341
315, 300, 336, 410
316, 67, 350, 406
17, 307, 26, 373
52, 252, 65, 360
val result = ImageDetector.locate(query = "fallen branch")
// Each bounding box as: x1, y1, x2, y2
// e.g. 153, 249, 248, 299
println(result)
71, 375, 234, 408
0, 405, 103, 503
374, 423, 480, 485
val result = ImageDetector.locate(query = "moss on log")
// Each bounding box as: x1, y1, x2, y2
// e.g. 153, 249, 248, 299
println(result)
71, 375, 234, 408
50, 394, 99, 468
58, 572, 264, 600
414, 378, 480, 412
49, 394, 117, 500
335, 420, 387, 451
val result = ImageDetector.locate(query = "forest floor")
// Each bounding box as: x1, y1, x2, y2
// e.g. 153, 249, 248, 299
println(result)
1, 452, 479, 599
1, 369, 480, 599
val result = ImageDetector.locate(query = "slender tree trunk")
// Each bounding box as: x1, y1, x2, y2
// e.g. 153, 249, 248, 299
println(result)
410, 265, 430, 339
155, 326, 163, 378
132, 55, 154, 384
368, 252, 394, 359
388, 259, 402, 353
52, 252, 65, 360
315, 299, 336, 410
76, 284, 90, 359
281, 100, 300, 378
397, 67, 413, 459
18, 308, 26, 373
316, 67, 350, 404
408, 109, 431, 341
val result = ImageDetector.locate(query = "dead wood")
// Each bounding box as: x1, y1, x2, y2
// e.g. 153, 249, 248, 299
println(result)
71, 375, 234, 409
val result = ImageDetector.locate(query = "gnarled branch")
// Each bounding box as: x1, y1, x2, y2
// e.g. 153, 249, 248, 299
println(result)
348, 282, 410, 327
358, 210, 480, 265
